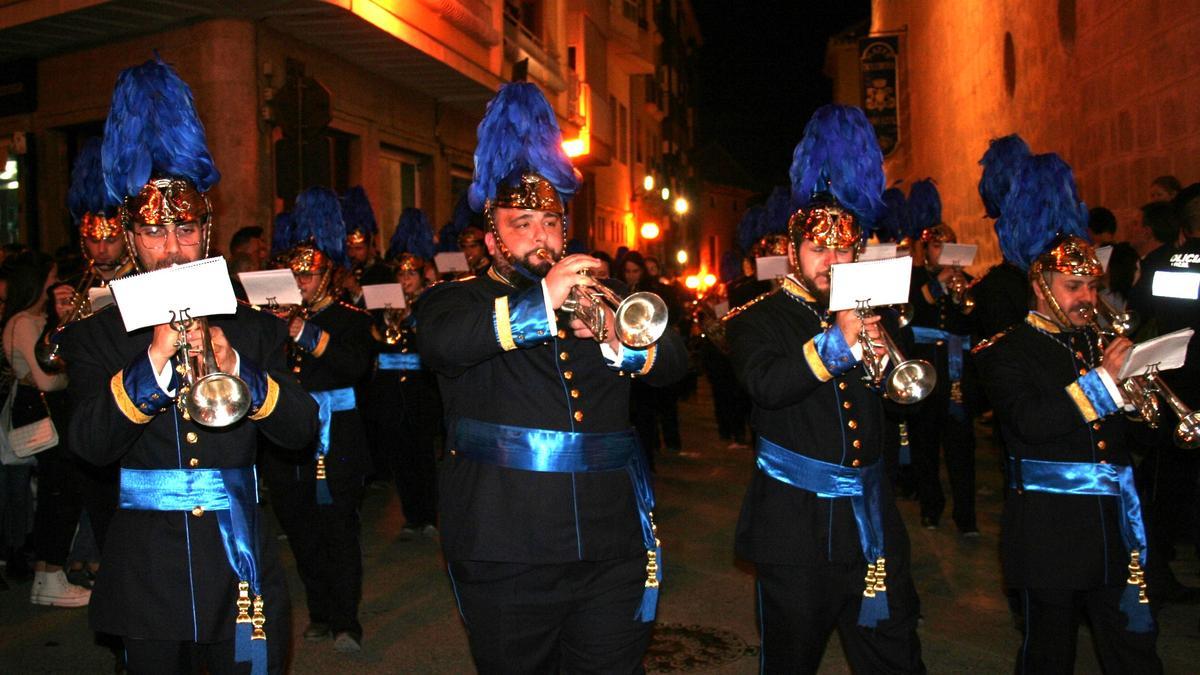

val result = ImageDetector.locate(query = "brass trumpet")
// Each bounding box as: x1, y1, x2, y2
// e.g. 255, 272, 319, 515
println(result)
172, 310, 251, 427
855, 300, 937, 404
946, 268, 975, 311
1083, 302, 1200, 449
35, 260, 135, 372
535, 249, 669, 348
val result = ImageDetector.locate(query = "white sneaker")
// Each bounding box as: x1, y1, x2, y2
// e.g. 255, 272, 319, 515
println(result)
30, 569, 91, 607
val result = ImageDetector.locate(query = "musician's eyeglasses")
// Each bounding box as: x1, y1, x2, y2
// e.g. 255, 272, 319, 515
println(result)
134, 223, 202, 248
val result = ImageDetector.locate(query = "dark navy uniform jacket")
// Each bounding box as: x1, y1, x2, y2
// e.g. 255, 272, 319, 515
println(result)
971, 261, 1028, 340
974, 313, 1138, 589
909, 265, 979, 411
726, 277, 914, 568
61, 304, 317, 644
417, 269, 688, 564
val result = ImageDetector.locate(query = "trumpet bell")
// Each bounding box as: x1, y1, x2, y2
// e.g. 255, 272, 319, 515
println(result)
187, 373, 251, 428
614, 291, 669, 348
886, 359, 938, 405
1175, 412, 1200, 450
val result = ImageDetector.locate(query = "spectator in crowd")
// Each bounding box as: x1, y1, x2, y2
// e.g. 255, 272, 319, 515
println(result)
228, 225, 268, 274
589, 250, 613, 279
1151, 175, 1182, 203
1088, 206, 1118, 246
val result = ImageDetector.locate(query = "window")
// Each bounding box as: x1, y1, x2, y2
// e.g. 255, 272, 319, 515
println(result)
618, 104, 628, 164
377, 146, 425, 245
0, 156, 20, 244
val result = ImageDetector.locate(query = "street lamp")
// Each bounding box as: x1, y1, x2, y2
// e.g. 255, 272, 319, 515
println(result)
640, 222, 660, 240
660, 187, 670, 201
643, 174, 655, 192
673, 196, 689, 215
676, 249, 688, 265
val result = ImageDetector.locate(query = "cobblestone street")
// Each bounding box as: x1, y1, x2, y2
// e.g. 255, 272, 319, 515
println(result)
3, 380, 1200, 673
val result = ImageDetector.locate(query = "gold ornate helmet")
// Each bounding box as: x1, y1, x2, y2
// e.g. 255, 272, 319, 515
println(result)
786, 105, 885, 255
100, 57, 220, 269
280, 187, 347, 308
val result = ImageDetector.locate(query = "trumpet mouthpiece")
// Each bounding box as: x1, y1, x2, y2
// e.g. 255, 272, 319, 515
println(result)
534, 248, 556, 262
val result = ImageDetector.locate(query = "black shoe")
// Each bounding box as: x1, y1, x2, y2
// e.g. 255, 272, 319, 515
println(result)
333, 631, 362, 653
399, 525, 418, 541
959, 528, 981, 538
66, 567, 95, 589
920, 517, 939, 530
304, 622, 332, 641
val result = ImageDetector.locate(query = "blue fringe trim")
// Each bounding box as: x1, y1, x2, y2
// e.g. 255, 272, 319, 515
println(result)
1120, 583, 1154, 633
316, 478, 332, 506
857, 590, 889, 628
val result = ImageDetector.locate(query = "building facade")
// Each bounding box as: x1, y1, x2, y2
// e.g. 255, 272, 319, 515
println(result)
828, 0, 1200, 271
0, 0, 698, 260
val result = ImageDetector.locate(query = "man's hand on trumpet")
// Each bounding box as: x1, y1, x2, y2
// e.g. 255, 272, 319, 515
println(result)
543, 254, 603, 310
148, 320, 236, 378
1100, 336, 1133, 383
835, 310, 887, 358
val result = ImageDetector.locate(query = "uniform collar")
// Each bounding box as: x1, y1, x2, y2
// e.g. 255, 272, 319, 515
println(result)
1025, 311, 1061, 334
781, 274, 818, 304
487, 265, 517, 289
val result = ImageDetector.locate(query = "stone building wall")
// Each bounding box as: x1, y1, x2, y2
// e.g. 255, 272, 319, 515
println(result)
868, 0, 1200, 271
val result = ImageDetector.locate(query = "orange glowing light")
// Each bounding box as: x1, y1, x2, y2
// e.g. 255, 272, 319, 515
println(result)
703, 273, 717, 287
640, 222, 660, 239
563, 127, 590, 158
685, 275, 700, 289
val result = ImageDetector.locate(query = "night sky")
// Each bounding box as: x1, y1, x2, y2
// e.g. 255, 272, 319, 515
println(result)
692, 1, 871, 194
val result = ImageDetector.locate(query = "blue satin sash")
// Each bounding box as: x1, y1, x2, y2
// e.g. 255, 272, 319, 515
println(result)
911, 327, 969, 381
1009, 457, 1154, 632
756, 437, 890, 627
378, 353, 422, 371
453, 418, 661, 622
119, 467, 267, 674
309, 387, 357, 505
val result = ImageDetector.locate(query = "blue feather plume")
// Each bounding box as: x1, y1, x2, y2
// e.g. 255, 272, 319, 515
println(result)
875, 187, 907, 243
68, 138, 117, 222
997, 153, 1089, 270
468, 82, 580, 212
906, 179, 942, 238
101, 55, 220, 203
979, 134, 1031, 219
339, 186, 378, 236
436, 194, 478, 252
270, 212, 293, 256
719, 249, 743, 283
762, 186, 792, 235
736, 205, 766, 253
388, 208, 435, 260
291, 187, 348, 268
788, 104, 885, 231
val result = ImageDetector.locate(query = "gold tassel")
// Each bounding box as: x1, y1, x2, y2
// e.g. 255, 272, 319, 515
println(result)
1128, 550, 1149, 604
874, 557, 888, 593
863, 561, 878, 598
235, 581, 251, 624
316, 456, 327, 481
644, 511, 661, 589
899, 422, 909, 447
251, 594, 267, 640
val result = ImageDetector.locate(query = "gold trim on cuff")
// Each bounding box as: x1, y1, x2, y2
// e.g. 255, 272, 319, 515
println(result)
311, 331, 331, 358
495, 296, 517, 351
638, 344, 658, 376
248, 376, 280, 421
110, 370, 153, 424
803, 338, 834, 383
1065, 381, 1100, 423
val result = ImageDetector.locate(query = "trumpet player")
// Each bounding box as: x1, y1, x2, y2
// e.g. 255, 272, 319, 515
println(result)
60, 57, 318, 674
905, 179, 978, 535
260, 186, 375, 653
974, 153, 1162, 674
726, 105, 924, 673
416, 82, 686, 673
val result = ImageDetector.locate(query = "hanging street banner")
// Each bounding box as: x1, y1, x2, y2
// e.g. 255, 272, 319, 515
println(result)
859, 35, 900, 157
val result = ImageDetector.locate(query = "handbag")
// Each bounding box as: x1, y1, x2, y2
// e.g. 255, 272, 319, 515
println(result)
4, 382, 58, 458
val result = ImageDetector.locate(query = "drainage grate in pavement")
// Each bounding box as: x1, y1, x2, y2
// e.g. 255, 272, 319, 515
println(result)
645, 623, 758, 672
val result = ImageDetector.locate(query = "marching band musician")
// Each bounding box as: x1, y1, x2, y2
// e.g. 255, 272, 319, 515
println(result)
60, 57, 318, 674
904, 179, 979, 535
364, 207, 441, 539
971, 134, 1034, 340
260, 186, 375, 654
973, 153, 1163, 673
338, 186, 383, 307
416, 82, 687, 673
725, 104, 924, 673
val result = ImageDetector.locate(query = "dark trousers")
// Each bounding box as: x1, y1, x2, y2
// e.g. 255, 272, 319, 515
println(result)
910, 396, 976, 530
703, 348, 749, 443
447, 556, 652, 674
1015, 587, 1162, 675
33, 446, 83, 566
268, 472, 365, 637
756, 562, 924, 674
73, 457, 119, 552
123, 636, 286, 675
631, 382, 682, 471
392, 381, 440, 527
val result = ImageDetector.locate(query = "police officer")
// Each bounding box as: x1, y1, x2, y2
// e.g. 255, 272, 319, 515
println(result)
417, 82, 687, 673
974, 153, 1163, 674
261, 187, 375, 653
62, 57, 318, 674
726, 105, 924, 673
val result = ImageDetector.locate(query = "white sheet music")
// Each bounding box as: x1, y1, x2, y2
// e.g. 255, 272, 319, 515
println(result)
828, 256, 913, 312
755, 255, 789, 280
1096, 245, 1113, 272
938, 243, 978, 267
435, 252, 470, 273
1118, 328, 1195, 380
109, 257, 238, 332
238, 269, 303, 307
87, 286, 114, 311
361, 283, 407, 310
858, 243, 898, 261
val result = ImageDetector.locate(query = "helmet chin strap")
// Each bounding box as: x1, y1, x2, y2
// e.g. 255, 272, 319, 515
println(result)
1034, 267, 1075, 329
486, 205, 565, 286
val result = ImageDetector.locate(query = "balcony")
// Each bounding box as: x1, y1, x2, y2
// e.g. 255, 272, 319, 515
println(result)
502, 2, 565, 92
607, 0, 655, 74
